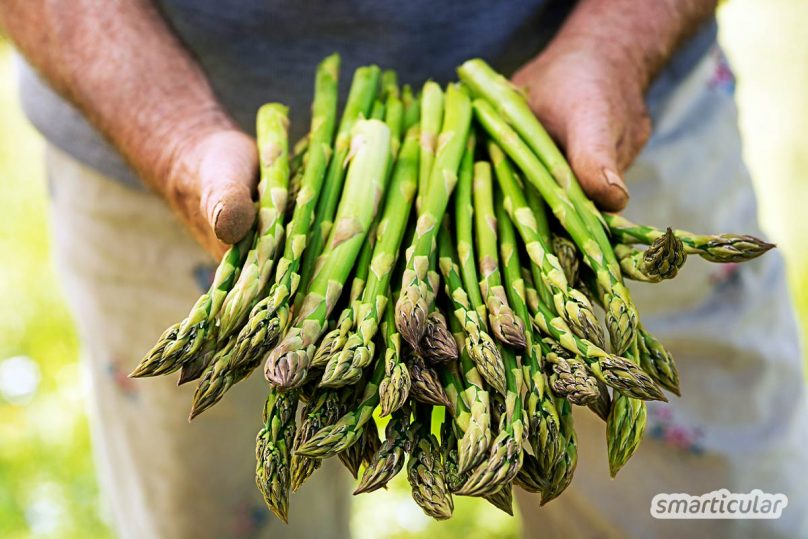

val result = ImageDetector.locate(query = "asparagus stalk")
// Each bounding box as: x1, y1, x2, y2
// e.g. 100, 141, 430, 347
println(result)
294, 355, 385, 458
542, 338, 600, 406
416, 81, 444, 212
638, 325, 680, 396
435, 408, 513, 514
540, 397, 578, 505
420, 309, 459, 364
185, 106, 297, 415
455, 342, 525, 497
381, 70, 404, 156
440, 407, 470, 493
339, 415, 381, 478
396, 83, 472, 347
473, 161, 526, 348
497, 200, 562, 477
514, 452, 545, 494
280, 133, 309, 223
604, 213, 775, 263
407, 405, 454, 520
319, 125, 419, 387
588, 378, 613, 422
454, 132, 485, 310
264, 119, 391, 389
402, 84, 421, 131
407, 351, 452, 409
606, 342, 647, 477
311, 231, 374, 370
177, 116, 300, 385
437, 229, 506, 395
526, 278, 664, 400
290, 388, 346, 491
354, 407, 412, 494
488, 141, 603, 348
187, 337, 239, 419
370, 99, 385, 121
314, 90, 404, 372
378, 298, 412, 416
296, 65, 381, 300
473, 99, 637, 354
218, 103, 292, 338
614, 227, 686, 283
255, 388, 298, 523
175, 338, 216, 386
485, 484, 515, 516
445, 308, 492, 474
130, 233, 251, 377
552, 235, 580, 286
232, 55, 340, 369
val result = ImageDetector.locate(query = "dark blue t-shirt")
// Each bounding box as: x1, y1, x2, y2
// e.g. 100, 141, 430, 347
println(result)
18, 0, 717, 188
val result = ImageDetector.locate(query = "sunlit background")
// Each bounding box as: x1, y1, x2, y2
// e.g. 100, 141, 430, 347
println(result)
1, 2, 806, 537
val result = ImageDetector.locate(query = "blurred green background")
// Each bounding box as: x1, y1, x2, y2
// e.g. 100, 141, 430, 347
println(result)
1, 2, 806, 537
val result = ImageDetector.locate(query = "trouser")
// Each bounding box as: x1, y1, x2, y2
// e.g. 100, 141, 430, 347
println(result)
48, 46, 805, 539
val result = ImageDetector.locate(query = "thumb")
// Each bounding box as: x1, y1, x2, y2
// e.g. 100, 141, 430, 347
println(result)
564, 115, 630, 213
196, 131, 258, 244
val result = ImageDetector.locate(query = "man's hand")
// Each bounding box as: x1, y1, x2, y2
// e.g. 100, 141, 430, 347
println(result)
513, 0, 717, 212
163, 128, 257, 258
0, 0, 257, 259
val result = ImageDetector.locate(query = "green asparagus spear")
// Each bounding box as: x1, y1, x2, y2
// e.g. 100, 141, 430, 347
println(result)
396, 83, 472, 347
378, 298, 412, 416
416, 81, 444, 212
255, 388, 298, 523
319, 125, 419, 387
473, 161, 525, 348
438, 229, 506, 395
297, 65, 381, 295
473, 99, 637, 354
541, 397, 578, 505
420, 309, 459, 364
232, 55, 340, 370
455, 343, 525, 497
290, 388, 346, 491
264, 119, 391, 389
488, 141, 603, 348
497, 199, 562, 477
614, 227, 686, 283
402, 84, 421, 131
407, 405, 454, 520
131, 232, 251, 377
606, 341, 647, 477
638, 325, 680, 396
294, 356, 385, 458
217, 103, 292, 339
604, 213, 775, 263
354, 408, 412, 494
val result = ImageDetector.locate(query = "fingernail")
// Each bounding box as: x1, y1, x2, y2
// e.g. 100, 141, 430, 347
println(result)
602, 168, 630, 199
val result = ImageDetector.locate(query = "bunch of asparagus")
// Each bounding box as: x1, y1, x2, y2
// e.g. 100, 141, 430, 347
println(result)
131, 54, 774, 522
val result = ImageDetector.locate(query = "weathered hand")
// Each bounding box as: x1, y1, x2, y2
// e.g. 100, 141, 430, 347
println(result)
513, 37, 651, 212
163, 128, 258, 259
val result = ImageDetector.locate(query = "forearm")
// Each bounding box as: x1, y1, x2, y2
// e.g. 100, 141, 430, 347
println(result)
0, 0, 236, 207
551, 0, 718, 90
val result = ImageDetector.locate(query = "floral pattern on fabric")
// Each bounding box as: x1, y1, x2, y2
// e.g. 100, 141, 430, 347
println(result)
106, 358, 139, 400
647, 405, 705, 455
230, 501, 270, 538
708, 48, 736, 96
192, 263, 217, 293
708, 263, 741, 291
